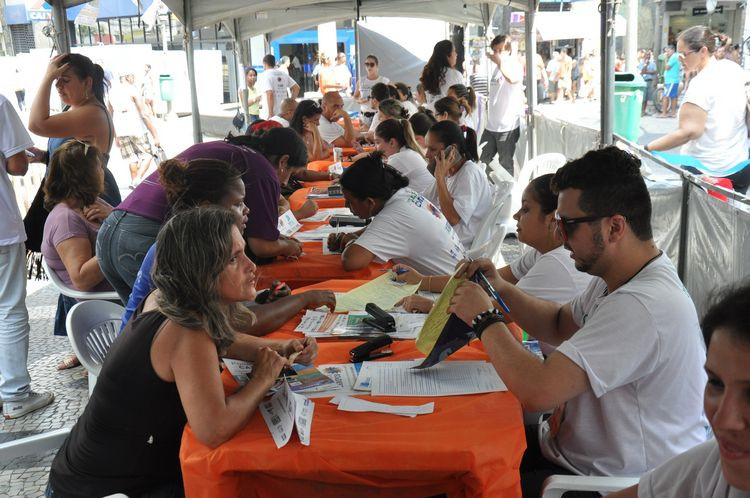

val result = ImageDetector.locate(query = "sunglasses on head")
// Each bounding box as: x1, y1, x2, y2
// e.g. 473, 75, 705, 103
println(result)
554, 212, 608, 242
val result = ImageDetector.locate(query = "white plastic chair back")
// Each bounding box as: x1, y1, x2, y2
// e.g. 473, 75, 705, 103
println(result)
42, 258, 120, 301
541, 475, 639, 498
509, 153, 567, 233
65, 300, 124, 394
467, 176, 513, 266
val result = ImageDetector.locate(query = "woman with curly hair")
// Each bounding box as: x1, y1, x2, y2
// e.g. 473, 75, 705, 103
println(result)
419, 40, 464, 108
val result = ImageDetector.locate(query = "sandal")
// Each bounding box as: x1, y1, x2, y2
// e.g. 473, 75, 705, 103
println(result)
57, 354, 81, 370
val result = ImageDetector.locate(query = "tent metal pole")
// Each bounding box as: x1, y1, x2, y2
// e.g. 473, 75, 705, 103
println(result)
354, 0, 361, 96
184, 0, 203, 143
524, 0, 537, 159
232, 18, 248, 119
51, 0, 71, 54
600, 0, 615, 146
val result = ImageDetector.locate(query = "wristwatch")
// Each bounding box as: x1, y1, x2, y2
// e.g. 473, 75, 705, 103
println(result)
472, 308, 506, 340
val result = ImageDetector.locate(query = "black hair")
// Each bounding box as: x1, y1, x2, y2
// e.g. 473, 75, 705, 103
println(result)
263, 54, 276, 67
551, 146, 652, 240
528, 174, 557, 215
427, 120, 479, 162
420, 40, 455, 95
409, 111, 437, 138
375, 119, 424, 158
245, 67, 257, 76
339, 151, 409, 201
387, 85, 401, 100
394, 82, 413, 102
159, 158, 244, 213
59, 53, 107, 105
226, 127, 308, 168
370, 82, 390, 103
434, 96, 462, 123
289, 100, 322, 135
701, 282, 750, 347
490, 35, 512, 52
448, 84, 476, 115
365, 54, 379, 65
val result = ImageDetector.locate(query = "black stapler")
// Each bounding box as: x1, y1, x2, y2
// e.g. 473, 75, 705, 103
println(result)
349, 334, 394, 363
363, 303, 396, 333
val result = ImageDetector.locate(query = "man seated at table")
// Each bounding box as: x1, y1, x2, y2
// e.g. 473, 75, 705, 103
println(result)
327, 153, 466, 274
318, 91, 357, 148
449, 146, 708, 498
269, 98, 297, 128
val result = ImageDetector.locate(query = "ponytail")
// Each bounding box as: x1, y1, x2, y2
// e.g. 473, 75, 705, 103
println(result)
448, 84, 476, 116
375, 119, 425, 159
339, 151, 409, 201
434, 96, 462, 123
429, 120, 478, 163
59, 53, 106, 105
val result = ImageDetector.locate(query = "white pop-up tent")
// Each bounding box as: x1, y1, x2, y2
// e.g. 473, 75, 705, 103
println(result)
47, 0, 621, 150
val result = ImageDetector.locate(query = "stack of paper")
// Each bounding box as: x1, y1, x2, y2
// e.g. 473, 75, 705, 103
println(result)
353, 360, 507, 397
260, 382, 314, 448
295, 310, 426, 340
294, 225, 360, 242
277, 210, 302, 236
335, 272, 420, 312
330, 395, 434, 417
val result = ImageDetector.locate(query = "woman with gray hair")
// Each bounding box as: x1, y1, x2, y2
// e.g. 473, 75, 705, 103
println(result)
47, 207, 317, 497
645, 25, 750, 193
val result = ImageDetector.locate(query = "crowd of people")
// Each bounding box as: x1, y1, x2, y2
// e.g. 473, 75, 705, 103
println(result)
0, 22, 748, 498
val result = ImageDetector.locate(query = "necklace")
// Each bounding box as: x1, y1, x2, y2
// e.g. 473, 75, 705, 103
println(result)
604, 250, 662, 296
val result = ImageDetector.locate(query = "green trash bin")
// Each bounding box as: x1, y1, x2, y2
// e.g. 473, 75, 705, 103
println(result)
613, 73, 646, 142
159, 74, 174, 102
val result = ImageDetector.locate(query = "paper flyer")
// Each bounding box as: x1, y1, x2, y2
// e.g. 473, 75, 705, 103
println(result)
277, 210, 302, 237
259, 381, 315, 448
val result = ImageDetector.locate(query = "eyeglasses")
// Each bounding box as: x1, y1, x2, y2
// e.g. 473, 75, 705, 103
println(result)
554, 212, 608, 242
364, 62, 376, 67
678, 49, 697, 59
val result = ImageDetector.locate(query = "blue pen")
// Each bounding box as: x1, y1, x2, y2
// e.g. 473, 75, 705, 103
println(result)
380, 268, 410, 275
474, 270, 511, 314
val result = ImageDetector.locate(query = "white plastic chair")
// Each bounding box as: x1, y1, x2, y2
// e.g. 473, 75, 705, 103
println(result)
541, 475, 639, 498
42, 258, 120, 301
65, 300, 124, 395
467, 173, 514, 266
508, 153, 568, 235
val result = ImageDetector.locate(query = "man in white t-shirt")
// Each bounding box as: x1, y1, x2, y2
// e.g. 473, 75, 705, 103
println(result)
269, 98, 297, 128
479, 34, 524, 177
450, 146, 707, 498
0, 94, 55, 419
257, 54, 300, 120
318, 91, 357, 147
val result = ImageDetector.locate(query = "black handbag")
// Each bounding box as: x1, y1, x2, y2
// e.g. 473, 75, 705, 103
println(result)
232, 108, 245, 131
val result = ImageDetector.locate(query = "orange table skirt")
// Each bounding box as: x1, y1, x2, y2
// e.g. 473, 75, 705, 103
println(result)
180, 340, 525, 498
289, 182, 346, 212
256, 226, 387, 290
306, 159, 353, 173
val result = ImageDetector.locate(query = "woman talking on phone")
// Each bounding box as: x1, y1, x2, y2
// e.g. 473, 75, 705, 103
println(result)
423, 120, 494, 249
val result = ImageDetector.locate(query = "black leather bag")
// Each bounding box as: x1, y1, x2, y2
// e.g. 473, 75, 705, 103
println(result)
232, 108, 245, 131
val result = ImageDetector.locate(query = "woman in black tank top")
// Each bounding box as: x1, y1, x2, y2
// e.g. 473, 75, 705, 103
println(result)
47, 207, 318, 497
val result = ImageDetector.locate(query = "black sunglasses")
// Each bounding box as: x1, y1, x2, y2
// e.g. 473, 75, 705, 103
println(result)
554, 212, 609, 241
364, 62, 376, 67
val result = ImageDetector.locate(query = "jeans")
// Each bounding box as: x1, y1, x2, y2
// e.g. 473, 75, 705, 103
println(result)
480, 127, 521, 177
96, 210, 161, 304
0, 243, 31, 402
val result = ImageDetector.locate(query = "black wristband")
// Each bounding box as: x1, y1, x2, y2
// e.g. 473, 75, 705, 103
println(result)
472, 309, 505, 340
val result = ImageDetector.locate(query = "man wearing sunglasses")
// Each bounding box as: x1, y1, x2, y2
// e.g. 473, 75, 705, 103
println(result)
449, 146, 707, 497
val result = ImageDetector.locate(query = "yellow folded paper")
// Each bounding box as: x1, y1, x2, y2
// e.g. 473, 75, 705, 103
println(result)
335, 271, 420, 313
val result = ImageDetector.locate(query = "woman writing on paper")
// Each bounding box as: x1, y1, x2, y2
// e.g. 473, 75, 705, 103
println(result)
48, 207, 318, 497
396, 174, 592, 351
327, 153, 466, 274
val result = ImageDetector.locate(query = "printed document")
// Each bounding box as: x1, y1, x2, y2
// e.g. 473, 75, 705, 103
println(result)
335, 271, 420, 312
277, 210, 302, 237
260, 381, 314, 448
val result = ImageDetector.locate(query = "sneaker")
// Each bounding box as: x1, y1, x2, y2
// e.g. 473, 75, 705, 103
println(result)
3, 391, 55, 419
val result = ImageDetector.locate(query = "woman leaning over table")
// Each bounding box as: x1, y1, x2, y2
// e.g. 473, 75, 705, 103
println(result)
41, 141, 115, 368
397, 174, 592, 353
423, 120, 493, 249
374, 118, 434, 194
327, 152, 466, 274
47, 207, 317, 498
645, 25, 750, 193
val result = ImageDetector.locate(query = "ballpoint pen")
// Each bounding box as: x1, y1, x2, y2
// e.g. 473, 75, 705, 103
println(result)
473, 270, 511, 314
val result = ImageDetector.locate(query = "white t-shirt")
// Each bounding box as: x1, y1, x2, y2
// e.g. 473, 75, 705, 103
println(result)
257, 68, 298, 118
368, 112, 382, 133
540, 253, 708, 477
0, 94, 33, 246
333, 64, 352, 93
425, 68, 464, 106
353, 188, 466, 275
486, 65, 524, 133
679, 58, 749, 172
318, 114, 345, 145
269, 115, 289, 127
358, 75, 390, 113
638, 439, 750, 498
402, 99, 419, 117
423, 159, 494, 249
511, 246, 593, 355
110, 83, 147, 137
386, 147, 434, 194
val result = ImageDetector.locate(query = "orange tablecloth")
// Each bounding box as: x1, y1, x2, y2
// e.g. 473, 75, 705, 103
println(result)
180, 343, 525, 498
288, 182, 346, 212
306, 159, 353, 173
256, 224, 387, 290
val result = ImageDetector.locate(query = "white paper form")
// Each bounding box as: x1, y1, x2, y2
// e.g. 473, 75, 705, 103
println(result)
367, 360, 507, 397
277, 210, 302, 236
294, 310, 426, 340
332, 396, 434, 417
328, 162, 344, 174
259, 381, 315, 448
321, 238, 341, 255
304, 207, 353, 223
294, 225, 360, 242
